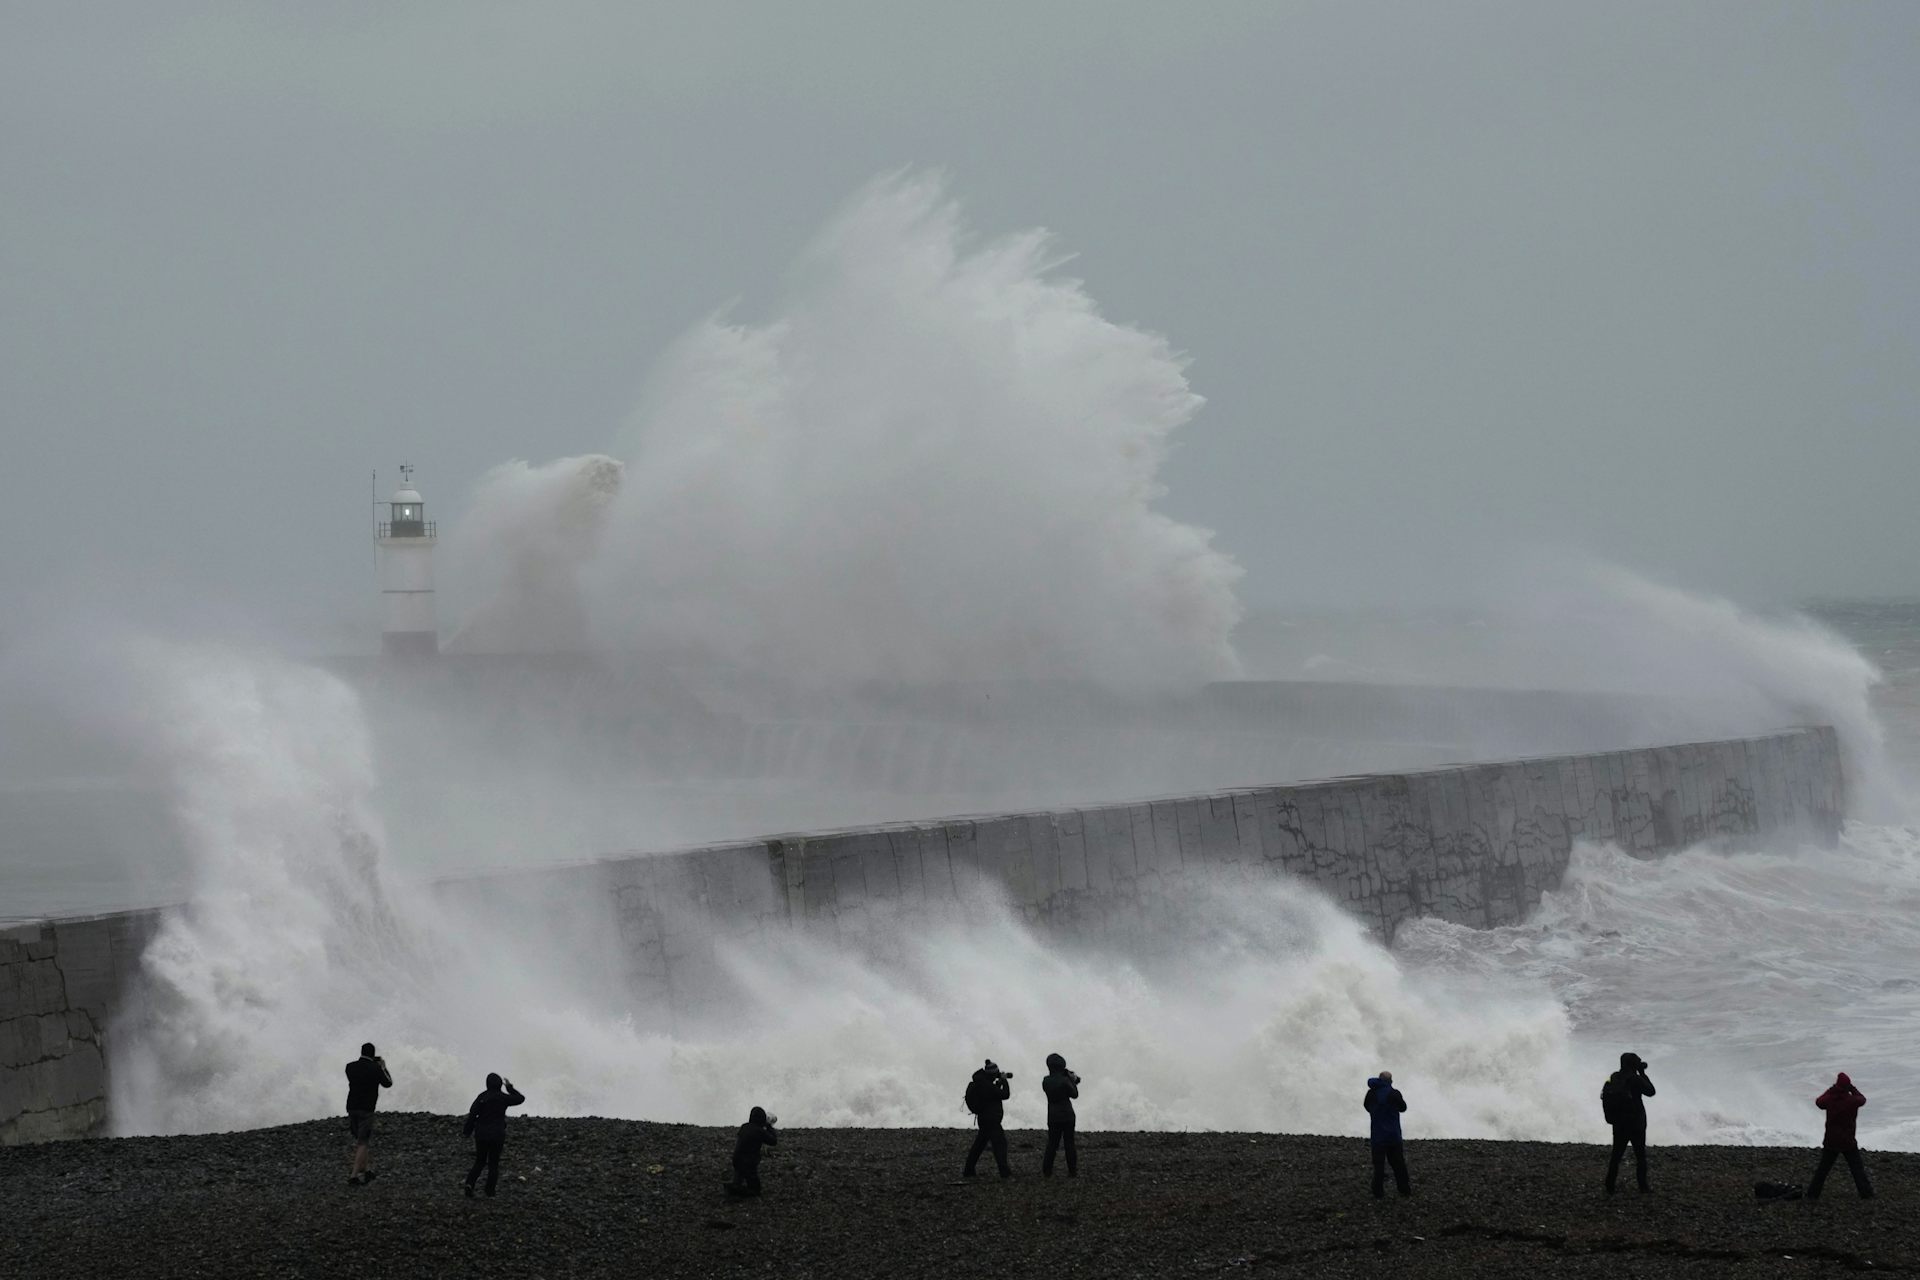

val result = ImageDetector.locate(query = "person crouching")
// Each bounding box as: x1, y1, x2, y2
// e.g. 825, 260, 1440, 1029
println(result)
725, 1106, 778, 1196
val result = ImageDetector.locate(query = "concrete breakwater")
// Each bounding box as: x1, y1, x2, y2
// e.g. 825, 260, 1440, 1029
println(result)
0, 910, 160, 1143
1, 726, 1844, 1144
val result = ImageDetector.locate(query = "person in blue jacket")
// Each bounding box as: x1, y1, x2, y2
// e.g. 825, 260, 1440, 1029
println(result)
1364, 1070, 1411, 1199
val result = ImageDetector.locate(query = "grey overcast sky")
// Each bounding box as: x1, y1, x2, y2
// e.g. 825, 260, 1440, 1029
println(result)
3, 1, 1916, 646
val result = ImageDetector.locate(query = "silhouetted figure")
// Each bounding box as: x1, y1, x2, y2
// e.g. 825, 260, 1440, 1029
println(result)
963, 1060, 1014, 1178
724, 1106, 779, 1196
1601, 1051, 1656, 1193
463, 1073, 526, 1199
1041, 1053, 1080, 1177
1364, 1071, 1411, 1198
1806, 1072, 1873, 1200
344, 1042, 392, 1186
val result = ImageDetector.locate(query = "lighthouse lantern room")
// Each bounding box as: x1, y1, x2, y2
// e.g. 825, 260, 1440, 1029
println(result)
375, 464, 438, 656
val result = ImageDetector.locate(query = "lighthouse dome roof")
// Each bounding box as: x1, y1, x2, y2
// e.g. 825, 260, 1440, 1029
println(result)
392, 487, 423, 504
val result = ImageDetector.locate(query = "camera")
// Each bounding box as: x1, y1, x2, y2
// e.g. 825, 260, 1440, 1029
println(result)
984, 1060, 1012, 1080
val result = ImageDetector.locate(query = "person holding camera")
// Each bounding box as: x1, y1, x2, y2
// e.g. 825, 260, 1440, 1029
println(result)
1601, 1051, 1657, 1193
343, 1041, 392, 1187
1041, 1053, 1080, 1177
1806, 1071, 1874, 1200
963, 1060, 1014, 1178
725, 1106, 779, 1196
1364, 1070, 1411, 1198
463, 1072, 526, 1199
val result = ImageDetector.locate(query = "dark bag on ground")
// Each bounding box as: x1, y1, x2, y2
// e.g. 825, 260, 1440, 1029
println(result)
1754, 1181, 1803, 1202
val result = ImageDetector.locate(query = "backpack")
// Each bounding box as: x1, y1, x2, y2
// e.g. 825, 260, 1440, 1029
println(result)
964, 1079, 983, 1115
1600, 1074, 1622, 1125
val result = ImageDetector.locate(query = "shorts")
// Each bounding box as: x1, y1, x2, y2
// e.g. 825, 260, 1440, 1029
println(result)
347, 1111, 375, 1143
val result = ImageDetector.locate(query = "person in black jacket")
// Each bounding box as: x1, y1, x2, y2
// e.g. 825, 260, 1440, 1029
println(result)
1601, 1051, 1657, 1193
463, 1073, 526, 1198
963, 1060, 1014, 1178
724, 1106, 779, 1196
1041, 1053, 1080, 1177
344, 1042, 392, 1186
1364, 1071, 1411, 1199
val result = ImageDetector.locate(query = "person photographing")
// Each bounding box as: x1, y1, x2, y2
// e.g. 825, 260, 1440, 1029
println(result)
1363, 1070, 1411, 1198
963, 1059, 1014, 1178
1041, 1053, 1081, 1177
725, 1106, 779, 1196
1601, 1051, 1656, 1193
1806, 1071, 1873, 1200
344, 1042, 391, 1187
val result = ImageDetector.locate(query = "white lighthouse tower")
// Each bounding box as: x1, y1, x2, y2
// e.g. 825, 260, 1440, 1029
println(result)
376, 464, 438, 656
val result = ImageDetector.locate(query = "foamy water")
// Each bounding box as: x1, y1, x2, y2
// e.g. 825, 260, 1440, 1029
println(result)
12, 174, 1916, 1150
1400, 825, 1920, 1149
451, 172, 1244, 685
113, 640, 1595, 1140
95, 641, 1920, 1151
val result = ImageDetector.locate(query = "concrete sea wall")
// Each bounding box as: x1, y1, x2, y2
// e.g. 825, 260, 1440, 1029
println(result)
0, 911, 160, 1144
577, 726, 1844, 1010
0, 726, 1845, 1143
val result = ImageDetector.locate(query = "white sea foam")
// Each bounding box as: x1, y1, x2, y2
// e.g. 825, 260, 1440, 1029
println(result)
1399, 825, 1920, 1149
1499, 560, 1900, 819
99, 642, 1915, 1150
449, 172, 1243, 688
440, 454, 625, 654
105, 633, 1588, 1137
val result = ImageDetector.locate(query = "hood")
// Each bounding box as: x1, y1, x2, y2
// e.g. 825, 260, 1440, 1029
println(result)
749, 1106, 768, 1125
1836, 1073, 1852, 1087
1046, 1054, 1066, 1073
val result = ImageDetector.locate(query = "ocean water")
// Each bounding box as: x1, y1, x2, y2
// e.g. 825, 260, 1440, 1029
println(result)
68, 599, 1920, 1150
1382, 599, 1920, 1149
8, 177, 1918, 1148
1815, 599, 1920, 782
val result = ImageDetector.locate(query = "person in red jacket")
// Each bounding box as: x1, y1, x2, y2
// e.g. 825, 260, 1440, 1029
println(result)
1807, 1071, 1874, 1200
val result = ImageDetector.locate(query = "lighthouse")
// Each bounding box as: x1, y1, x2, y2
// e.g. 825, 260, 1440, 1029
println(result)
376, 464, 438, 656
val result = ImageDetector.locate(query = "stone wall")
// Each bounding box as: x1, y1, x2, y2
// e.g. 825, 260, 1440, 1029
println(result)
0, 911, 161, 1144
588, 726, 1843, 1006
0, 726, 1845, 1143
